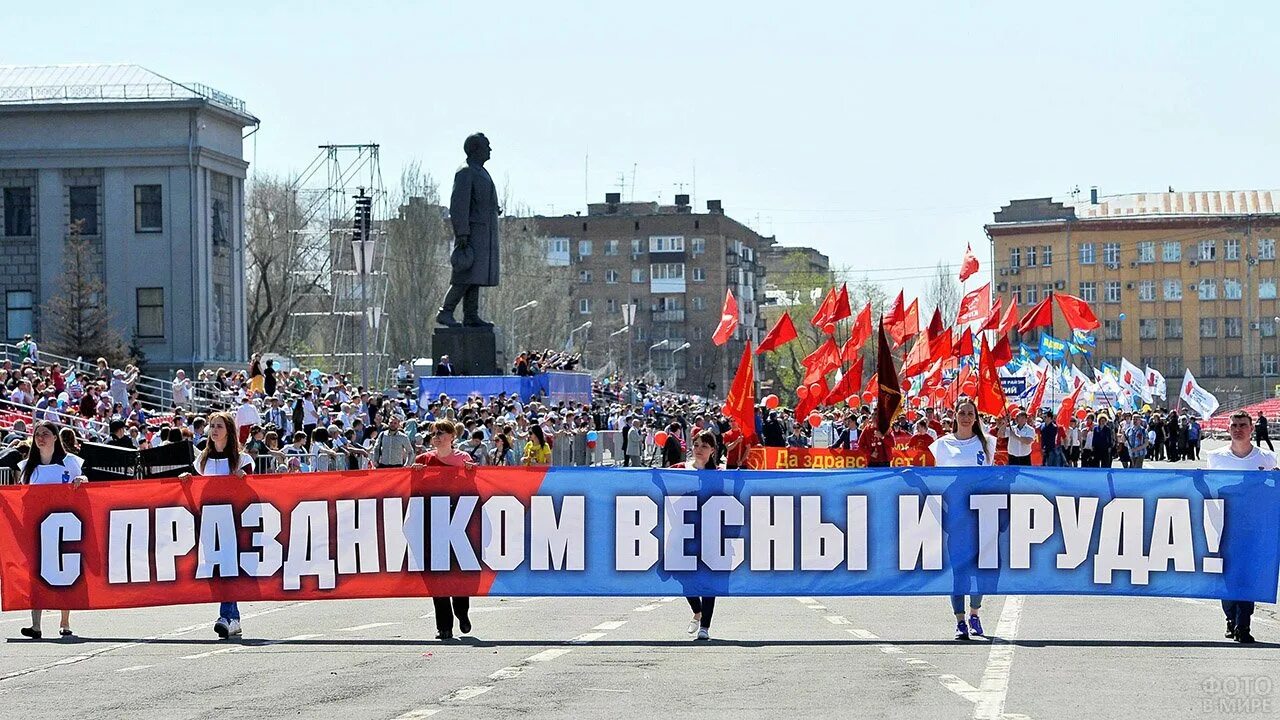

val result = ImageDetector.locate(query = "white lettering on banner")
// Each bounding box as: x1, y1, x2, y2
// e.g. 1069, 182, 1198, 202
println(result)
283, 500, 336, 590
196, 505, 239, 579
750, 496, 795, 571
108, 509, 151, 584
1202, 499, 1225, 574
383, 497, 426, 573
1055, 496, 1098, 569
1147, 498, 1195, 574
39, 512, 82, 587
1094, 498, 1150, 585
616, 496, 659, 571
430, 496, 481, 572
899, 495, 942, 571
663, 496, 699, 572
530, 496, 585, 571
482, 496, 525, 572
240, 503, 283, 578
1009, 494, 1055, 570
337, 498, 382, 574
846, 496, 868, 571
701, 496, 744, 572
970, 495, 1008, 570
800, 496, 844, 571
154, 507, 195, 582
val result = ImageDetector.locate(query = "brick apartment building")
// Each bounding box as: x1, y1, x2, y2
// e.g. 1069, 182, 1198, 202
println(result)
532, 193, 777, 395
986, 189, 1280, 407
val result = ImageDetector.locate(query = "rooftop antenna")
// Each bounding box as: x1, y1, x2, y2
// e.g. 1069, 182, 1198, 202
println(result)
630, 163, 638, 201
584, 149, 589, 206
692, 160, 697, 209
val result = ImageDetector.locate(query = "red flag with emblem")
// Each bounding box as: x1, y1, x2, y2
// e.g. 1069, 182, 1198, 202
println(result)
959, 244, 980, 282
712, 289, 739, 346
722, 341, 757, 443
976, 336, 1008, 416
957, 283, 992, 325
875, 322, 903, 432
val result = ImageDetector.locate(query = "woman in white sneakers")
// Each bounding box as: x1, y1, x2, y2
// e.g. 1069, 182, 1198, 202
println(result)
676, 430, 720, 641
18, 422, 86, 640
181, 412, 255, 639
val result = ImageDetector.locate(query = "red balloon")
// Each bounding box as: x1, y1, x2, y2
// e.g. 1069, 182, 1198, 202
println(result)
797, 386, 809, 400
860, 391, 875, 404
902, 378, 913, 391
914, 396, 927, 407
654, 431, 669, 446
764, 394, 780, 409
823, 323, 836, 335
1075, 409, 1088, 420
808, 413, 822, 428
906, 409, 918, 422
587, 440, 597, 449
809, 383, 822, 398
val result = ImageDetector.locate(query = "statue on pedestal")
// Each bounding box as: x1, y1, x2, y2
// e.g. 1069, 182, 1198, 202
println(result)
436, 132, 500, 328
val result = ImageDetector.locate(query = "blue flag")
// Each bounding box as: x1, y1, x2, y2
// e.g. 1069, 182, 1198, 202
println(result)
1039, 334, 1068, 361
1072, 329, 1097, 347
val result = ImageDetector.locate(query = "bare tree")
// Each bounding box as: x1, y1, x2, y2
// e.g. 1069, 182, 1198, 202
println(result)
245, 174, 317, 353
42, 220, 131, 365
924, 260, 962, 324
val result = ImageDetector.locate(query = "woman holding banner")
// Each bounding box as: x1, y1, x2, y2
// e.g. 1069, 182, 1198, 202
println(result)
413, 420, 477, 640
18, 421, 87, 640
928, 399, 996, 640
180, 412, 255, 639
677, 430, 720, 641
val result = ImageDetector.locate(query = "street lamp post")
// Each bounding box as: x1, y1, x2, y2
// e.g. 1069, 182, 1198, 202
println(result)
512, 300, 539, 360
569, 321, 593, 357
648, 339, 669, 378
610, 325, 630, 377
671, 342, 691, 389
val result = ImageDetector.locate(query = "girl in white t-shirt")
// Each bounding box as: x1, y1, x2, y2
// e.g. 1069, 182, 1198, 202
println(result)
18, 421, 87, 640
180, 412, 254, 640
928, 399, 1000, 641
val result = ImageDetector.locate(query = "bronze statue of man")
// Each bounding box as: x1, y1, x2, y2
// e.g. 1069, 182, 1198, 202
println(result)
437, 132, 500, 327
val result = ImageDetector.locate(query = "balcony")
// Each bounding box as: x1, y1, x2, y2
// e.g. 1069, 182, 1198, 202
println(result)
652, 309, 686, 323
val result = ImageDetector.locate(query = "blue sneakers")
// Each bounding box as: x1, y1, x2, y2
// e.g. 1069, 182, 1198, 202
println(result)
955, 621, 969, 640
968, 615, 984, 637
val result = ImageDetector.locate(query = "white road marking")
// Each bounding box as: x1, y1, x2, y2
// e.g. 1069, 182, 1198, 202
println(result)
808, 605, 828, 610
335, 622, 398, 632
938, 674, 983, 703
114, 665, 155, 673
796, 597, 820, 605
594, 621, 628, 630
632, 604, 660, 612
527, 648, 574, 662
569, 632, 606, 644
584, 688, 632, 693
658, 597, 677, 603
824, 615, 851, 625
180, 633, 321, 661
392, 710, 443, 719
443, 686, 492, 702
515, 597, 546, 603
878, 644, 905, 654
847, 629, 879, 639
972, 596, 1025, 720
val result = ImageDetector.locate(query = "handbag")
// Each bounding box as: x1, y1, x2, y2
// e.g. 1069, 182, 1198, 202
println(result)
450, 240, 474, 273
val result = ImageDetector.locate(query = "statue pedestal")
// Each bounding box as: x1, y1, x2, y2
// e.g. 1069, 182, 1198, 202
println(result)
432, 326, 500, 376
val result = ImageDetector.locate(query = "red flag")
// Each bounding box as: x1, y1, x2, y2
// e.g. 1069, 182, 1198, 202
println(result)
928, 330, 953, 364
831, 284, 853, 324
976, 336, 1008, 417
1056, 381, 1084, 431
884, 291, 905, 327
756, 312, 798, 354
989, 335, 1012, 367
1054, 292, 1100, 331
956, 282, 992, 325
997, 297, 1019, 336
824, 356, 864, 405
846, 302, 873, 357
1016, 295, 1054, 334
801, 337, 841, 385
890, 298, 919, 346
959, 243, 980, 282
953, 327, 974, 358
865, 372, 878, 401
980, 296, 1004, 333
1028, 367, 1049, 416
875, 322, 903, 433
901, 334, 932, 378
810, 287, 839, 331
926, 307, 944, 340
722, 342, 757, 443
712, 289, 739, 346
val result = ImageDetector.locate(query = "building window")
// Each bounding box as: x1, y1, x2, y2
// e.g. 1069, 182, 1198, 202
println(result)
692, 267, 706, 282
1198, 279, 1218, 300
578, 240, 592, 257
1011, 285, 1022, 304
1162, 241, 1181, 262
1261, 279, 1277, 300
1164, 318, 1183, 339
1137, 241, 1155, 264
650, 263, 685, 280
1042, 245, 1053, 266
1138, 280, 1155, 302
1224, 278, 1242, 300
5, 290, 33, 341
1198, 240, 1216, 261
630, 238, 643, 255
136, 287, 164, 339
1010, 247, 1021, 268
604, 239, 619, 256
631, 268, 645, 283
1225, 317, 1242, 338
649, 236, 684, 253
1078, 282, 1096, 303
549, 237, 569, 254
606, 298, 619, 314
578, 270, 593, 283
1139, 319, 1157, 339
1225, 238, 1240, 261
578, 298, 591, 314
1260, 238, 1276, 261
1104, 319, 1121, 340
1104, 281, 1121, 303
69, 186, 98, 234
1026, 246, 1037, 267
1079, 243, 1095, 265
1202, 356, 1218, 376
691, 238, 705, 255
1102, 242, 1120, 265
134, 185, 162, 232
1265, 354, 1279, 375
1200, 317, 1218, 338
3, 187, 32, 236
691, 296, 707, 311
1226, 355, 1244, 377
1263, 319, 1278, 338
1163, 279, 1183, 301
604, 269, 619, 284
1166, 356, 1183, 377
1042, 283, 1053, 300
1025, 286, 1038, 304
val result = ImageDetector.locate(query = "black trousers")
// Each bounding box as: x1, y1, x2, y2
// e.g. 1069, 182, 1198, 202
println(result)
432, 596, 471, 635
1222, 599, 1254, 634
441, 284, 480, 319
1258, 433, 1274, 452
686, 596, 716, 629
1008, 454, 1032, 466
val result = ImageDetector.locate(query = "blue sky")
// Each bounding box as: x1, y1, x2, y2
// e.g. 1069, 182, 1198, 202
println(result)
9, 1, 1278, 298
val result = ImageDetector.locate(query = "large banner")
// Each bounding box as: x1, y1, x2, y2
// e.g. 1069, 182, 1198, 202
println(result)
1, 466, 1278, 611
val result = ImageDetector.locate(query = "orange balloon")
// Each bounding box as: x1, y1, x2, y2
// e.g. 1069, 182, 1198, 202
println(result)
764, 394, 780, 409
797, 386, 809, 400
823, 323, 836, 335
1075, 409, 1088, 420
809, 383, 823, 398
861, 391, 875, 404
808, 413, 822, 428
654, 431, 669, 446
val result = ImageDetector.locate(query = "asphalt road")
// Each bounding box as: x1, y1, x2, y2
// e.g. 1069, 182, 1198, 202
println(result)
2, 443, 1277, 720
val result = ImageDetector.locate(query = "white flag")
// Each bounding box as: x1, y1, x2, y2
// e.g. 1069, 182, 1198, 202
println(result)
1070, 364, 1093, 391
1120, 358, 1153, 404
1145, 365, 1167, 400
1180, 369, 1220, 419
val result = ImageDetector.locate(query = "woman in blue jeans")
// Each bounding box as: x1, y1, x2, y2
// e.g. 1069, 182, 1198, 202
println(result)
929, 399, 1000, 640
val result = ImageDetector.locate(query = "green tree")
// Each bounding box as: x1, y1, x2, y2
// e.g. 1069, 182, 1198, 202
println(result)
42, 220, 131, 366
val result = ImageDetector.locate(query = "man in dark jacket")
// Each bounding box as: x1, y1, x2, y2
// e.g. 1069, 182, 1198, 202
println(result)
437, 132, 500, 328
1092, 416, 1115, 468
